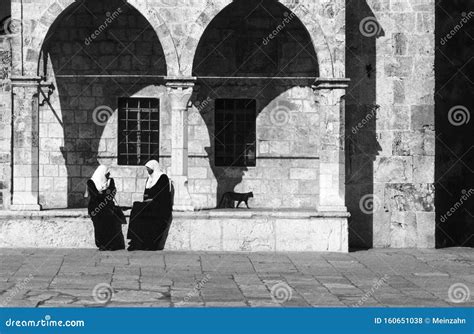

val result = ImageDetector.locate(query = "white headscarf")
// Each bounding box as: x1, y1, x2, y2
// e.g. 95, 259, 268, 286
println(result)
84, 165, 110, 198
145, 160, 164, 189
91, 165, 110, 192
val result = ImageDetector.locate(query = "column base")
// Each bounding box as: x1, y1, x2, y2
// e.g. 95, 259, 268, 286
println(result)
171, 175, 194, 212
10, 204, 42, 211
318, 205, 348, 212
173, 204, 195, 212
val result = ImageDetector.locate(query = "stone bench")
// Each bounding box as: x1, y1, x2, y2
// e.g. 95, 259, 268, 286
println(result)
0, 209, 349, 252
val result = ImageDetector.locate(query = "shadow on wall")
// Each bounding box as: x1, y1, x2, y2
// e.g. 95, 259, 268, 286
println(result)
345, 0, 383, 249
40, 0, 166, 208
435, 0, 474, 247
191, 0, 319, 207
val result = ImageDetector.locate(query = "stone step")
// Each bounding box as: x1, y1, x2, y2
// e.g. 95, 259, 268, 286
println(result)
0, 210, 349, 252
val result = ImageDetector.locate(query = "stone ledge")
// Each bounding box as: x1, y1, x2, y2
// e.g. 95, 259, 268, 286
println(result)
0, 210, 349, 252
0, 209, 350, 219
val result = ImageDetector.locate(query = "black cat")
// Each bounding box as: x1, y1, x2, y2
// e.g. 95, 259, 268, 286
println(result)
218, 192, 254, 209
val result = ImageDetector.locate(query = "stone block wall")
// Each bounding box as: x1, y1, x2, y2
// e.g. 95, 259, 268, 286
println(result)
0, 36, 11, 209
188, 84, 320, 209
4, 0, 442, 249
37, 1, 169, 208
22, 0, 335, 210
346, 0, 435, 248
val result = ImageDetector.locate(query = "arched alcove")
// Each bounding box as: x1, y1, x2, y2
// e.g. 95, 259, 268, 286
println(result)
39, 0, 169, 208
189, 0, 321, 209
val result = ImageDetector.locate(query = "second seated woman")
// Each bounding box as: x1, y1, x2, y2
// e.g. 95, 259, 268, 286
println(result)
127, 160, 173, 251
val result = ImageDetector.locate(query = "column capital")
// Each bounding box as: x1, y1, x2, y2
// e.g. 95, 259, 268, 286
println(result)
165, 76, 196, 89
312, 78, 350, 90
11, 76, 41, 87
165, 77, 196, 110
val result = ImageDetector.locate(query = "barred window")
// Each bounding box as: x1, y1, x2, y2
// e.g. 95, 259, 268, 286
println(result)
118, 98, 160, 166
214, 99, 256, 167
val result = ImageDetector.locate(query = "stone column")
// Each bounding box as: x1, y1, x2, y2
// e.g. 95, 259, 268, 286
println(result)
313, 78, 350, 212
11, 76, 42, 210
165, 77, 196, 211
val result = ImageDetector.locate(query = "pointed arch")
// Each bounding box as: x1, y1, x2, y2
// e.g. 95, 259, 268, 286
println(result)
24, 0, 179, 76
179, 0, 334, 77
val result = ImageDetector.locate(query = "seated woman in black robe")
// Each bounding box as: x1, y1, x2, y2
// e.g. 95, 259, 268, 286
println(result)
127, 160, 173, 251
86, 165, 125, 251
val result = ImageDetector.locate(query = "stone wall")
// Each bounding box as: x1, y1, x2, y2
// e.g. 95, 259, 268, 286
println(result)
346, 0, 435, 248
0, 36, 11, 209
39, 1, 169, 208
25, 0, 332, 210
188, 83, 320, 209
5, 0, 442, 248
186, 1, 321, 208
0, 210, 349, 252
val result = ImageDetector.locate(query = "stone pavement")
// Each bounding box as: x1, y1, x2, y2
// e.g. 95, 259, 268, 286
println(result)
0, 248, 472, 307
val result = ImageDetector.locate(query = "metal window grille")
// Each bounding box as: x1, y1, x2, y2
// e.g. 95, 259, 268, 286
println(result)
118, 98, 160, 166
215, 99, 256, 167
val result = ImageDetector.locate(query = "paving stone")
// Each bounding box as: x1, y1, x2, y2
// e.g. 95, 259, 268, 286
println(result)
112, 290, 166, 303
0, 249, 471, 307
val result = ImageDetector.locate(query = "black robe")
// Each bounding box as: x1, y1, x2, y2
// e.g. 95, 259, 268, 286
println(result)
87, 178, 125, 251
127, 174, 173, 251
